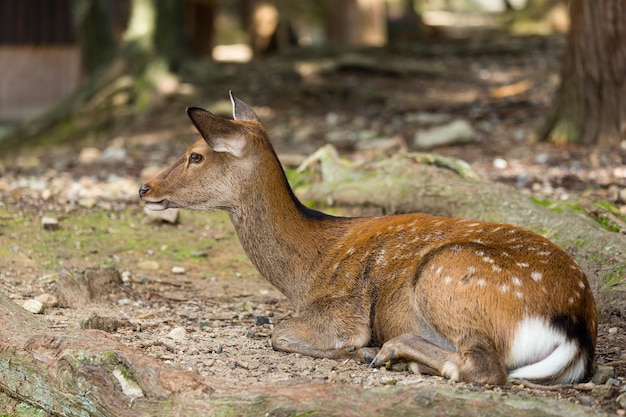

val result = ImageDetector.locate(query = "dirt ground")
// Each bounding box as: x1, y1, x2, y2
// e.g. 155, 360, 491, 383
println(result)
1, 35, 625, 415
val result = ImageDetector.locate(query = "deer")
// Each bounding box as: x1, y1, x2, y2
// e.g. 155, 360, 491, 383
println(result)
139, 92, 598, 385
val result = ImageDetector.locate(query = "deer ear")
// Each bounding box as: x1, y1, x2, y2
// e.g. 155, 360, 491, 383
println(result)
186, 107, 247, 157
230, 91, 259, 122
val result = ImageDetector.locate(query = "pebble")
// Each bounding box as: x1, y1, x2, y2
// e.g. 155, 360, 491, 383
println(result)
578, 395, 595, 407
608, 327, 618, 335
22, 299, 45, 314
168, 326, 187, 341
414, 119, 476, 149
254, 315, 270, 326
171, 266, 186, 275
41, 216, 59, 231
34, 293, 58, 308
617, 392, 626, 410
78, 147, 102, 164
493, 158, 508, 170
137, 260, 160, 270
592, 365, 615, 385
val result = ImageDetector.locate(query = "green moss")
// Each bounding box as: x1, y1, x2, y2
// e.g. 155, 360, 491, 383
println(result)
594, 200, 621, 215
529, 196, 564, 213
601, 264, 626, 289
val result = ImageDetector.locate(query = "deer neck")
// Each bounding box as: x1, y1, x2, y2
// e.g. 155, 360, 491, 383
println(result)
227, 160, 339, 304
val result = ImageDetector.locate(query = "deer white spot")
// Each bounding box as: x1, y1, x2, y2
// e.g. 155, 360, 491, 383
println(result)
475, 250, 485, 256
507, 229, 517, 234
578, 281, 586, 289
435, 266, 443, 276
517, 262, 529, 268
501, 251, 512, 258
575, 291, 581, 298
568, 297, 574, 304
531, 271, 543, 282
515, 291, 524, 299
468, 223, 480, 227
511, 276, 522, 286
444, 275, 453, 285
508, 316, 585, 383
376, 249, 387, 265
500, 284, 509, 293
477, 278, 486, 287
467, 266, 476, 274
492, 264, 502, 272
537, 251, 551, 256
347, 247, 355, 255
482, 256, 494, 264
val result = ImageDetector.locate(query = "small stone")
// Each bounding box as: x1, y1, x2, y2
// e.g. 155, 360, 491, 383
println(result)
34, 293, 58, 308
121, 270, 132, 283
618, 188, 626, 204
78, 198, 97, 209
168, 326, 187, 341
171, 266, 186, 275
41, 216, 59, 231
22, 299, 45, 314
617, 392, 626, 409
608, 327, 619, 335
254, 315, 270, 326
101, 146, 128, 163
578, 395, 595, 407
329, 371, 343, 383
606, 378, 621, 386
137, 260, 160, 270
592, 365, 615, 385
591, 384, 616, 399
414, 119, 476, 149
78, 147, 102, 164
493, 158, 508, 170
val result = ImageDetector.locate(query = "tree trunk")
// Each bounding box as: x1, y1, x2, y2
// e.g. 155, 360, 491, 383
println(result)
540, 0, 626, 146
323, 0, 387, 47
3, 0, 189, 147
0, 291, 609, 416
74, 0, 117, 75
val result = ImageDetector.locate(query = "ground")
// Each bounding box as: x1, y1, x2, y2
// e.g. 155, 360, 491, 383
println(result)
0, 35, 625, 415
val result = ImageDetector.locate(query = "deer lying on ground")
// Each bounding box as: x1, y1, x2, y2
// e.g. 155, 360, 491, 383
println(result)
139, 92, 598, 385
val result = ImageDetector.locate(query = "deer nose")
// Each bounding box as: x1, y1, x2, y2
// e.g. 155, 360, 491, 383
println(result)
139, 184, 151, 199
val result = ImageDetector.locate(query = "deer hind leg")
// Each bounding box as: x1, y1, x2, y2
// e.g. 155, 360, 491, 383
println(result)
271, 300, 379, 363
371, 334, 507, 385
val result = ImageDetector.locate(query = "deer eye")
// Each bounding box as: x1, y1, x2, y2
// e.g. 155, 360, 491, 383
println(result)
189, 153, 204, 164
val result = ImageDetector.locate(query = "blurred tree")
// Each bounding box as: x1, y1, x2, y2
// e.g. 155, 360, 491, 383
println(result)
74, 0, 116, 75
540, 0, 626, 146
323, 0, 387, 46
7, 0, 192, 144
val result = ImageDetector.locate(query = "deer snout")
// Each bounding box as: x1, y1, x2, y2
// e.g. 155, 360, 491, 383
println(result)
139, 184, 151, 200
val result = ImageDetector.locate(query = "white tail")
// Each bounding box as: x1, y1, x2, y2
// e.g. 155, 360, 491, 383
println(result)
139, 92, 598, 385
